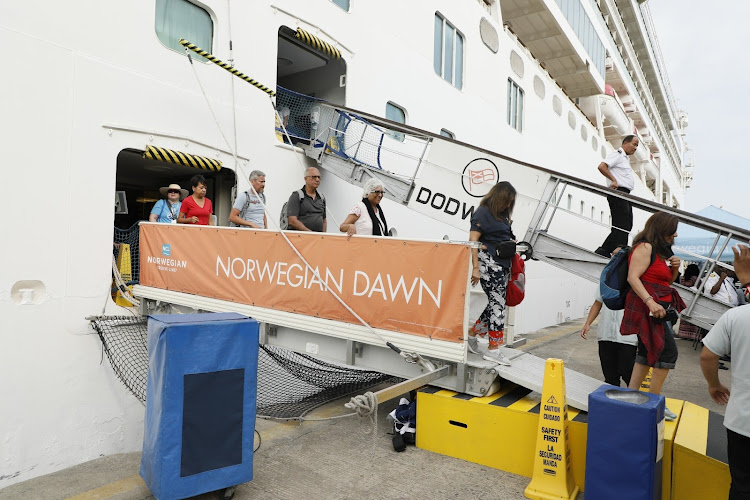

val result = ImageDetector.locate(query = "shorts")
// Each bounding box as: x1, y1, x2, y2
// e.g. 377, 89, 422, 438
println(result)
635, 322, 678, 369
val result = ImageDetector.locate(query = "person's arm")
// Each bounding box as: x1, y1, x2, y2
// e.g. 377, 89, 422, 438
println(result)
177, 211, 198, 224
229, 208, 261, 228
288, 216, 311, 231
149, 200, 162, 222
667, 256, 681, 284
700, 346, 730, 405
340, 214, 359, 236
469, 230, 481, 286
597, 162, 618, 189
627, 243, 665, 318
709, 273, 726, 295
263, 212, 267, 230
734, 243, 750, 289
581, 300, 603, 339
322, 217, 327, 233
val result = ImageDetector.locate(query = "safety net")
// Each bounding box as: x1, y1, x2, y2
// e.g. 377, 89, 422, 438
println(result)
90, 315, 397, 418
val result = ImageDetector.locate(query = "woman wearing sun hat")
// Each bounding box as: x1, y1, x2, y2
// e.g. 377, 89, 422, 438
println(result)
149, 183, 188, 223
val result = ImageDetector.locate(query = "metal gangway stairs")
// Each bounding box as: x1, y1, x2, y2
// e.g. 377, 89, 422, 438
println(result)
137, 48, 749, 412
288, 92, 749, 334
270, 94, 750, 410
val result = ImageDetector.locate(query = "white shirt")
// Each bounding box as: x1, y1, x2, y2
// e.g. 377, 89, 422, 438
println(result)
349, 201, 384, 235
595, 290, 637, 345
702, 306, 750, 438
603, 148, 635, 191
703, 274, 740, 306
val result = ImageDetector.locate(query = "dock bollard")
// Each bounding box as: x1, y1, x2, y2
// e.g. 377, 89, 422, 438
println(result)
524, 358, 579, 500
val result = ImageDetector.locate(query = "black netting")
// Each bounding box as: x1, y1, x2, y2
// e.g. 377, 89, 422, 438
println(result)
89, 316, 398, 418
113, 222, 141, 285
91, 315, 148, 403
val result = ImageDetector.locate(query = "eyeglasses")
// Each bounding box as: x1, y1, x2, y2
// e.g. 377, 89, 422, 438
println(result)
168, 189, 180, 194
372, 190, 385, 195
306, 175, 321, 180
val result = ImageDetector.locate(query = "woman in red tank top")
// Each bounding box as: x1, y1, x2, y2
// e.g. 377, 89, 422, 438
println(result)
621, 212, 686, 419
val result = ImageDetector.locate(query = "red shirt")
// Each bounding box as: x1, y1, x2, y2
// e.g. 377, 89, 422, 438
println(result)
180, 196, 213, 225
628, 242, 672, 297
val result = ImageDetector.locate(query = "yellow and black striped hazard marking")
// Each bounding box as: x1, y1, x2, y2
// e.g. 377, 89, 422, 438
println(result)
418, 384, 589, 422
294, 28, 341, 59
143, 145, 222, 171
179, 39, 275, 97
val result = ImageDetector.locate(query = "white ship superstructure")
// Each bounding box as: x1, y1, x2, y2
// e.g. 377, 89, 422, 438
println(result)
1, 0, 693, 485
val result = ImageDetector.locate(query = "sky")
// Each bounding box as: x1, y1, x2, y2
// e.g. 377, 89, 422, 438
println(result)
647, 1, 749, 217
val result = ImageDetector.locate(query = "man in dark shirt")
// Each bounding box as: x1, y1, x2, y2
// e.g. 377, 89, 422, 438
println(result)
287, 167, 327, 232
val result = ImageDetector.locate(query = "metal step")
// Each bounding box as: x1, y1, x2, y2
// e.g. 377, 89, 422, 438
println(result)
316, 150, 414, 205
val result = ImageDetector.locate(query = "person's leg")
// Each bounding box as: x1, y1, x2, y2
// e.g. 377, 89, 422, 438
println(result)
650, 323, 679, 395
728, 429, 750, 499
618, 343, 637, 386
598, 341, 621, 385
628, 362, 651, 390
599, 194, 629, 255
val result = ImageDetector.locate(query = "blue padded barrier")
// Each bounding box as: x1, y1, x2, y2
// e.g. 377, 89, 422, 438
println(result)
140, 313, 258, 500
585, 386, 665, 500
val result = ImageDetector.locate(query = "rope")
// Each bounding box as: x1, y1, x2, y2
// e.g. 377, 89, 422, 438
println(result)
344, 391, 379, 457
111, 256, 139, 307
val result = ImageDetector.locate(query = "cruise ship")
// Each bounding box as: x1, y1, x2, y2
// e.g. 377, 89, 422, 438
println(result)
1, 0, 697, 486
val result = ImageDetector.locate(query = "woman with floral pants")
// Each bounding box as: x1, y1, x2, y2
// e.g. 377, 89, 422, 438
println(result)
468, 181, 517, 366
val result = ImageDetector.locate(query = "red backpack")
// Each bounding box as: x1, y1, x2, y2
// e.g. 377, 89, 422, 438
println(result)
506, 254, 526, 307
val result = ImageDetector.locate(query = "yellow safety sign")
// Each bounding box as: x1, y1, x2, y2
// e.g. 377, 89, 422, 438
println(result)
524, 359, 579, 500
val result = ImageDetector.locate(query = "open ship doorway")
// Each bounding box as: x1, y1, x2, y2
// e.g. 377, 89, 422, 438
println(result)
276, 26, 346, 145
113, 148, 236, 229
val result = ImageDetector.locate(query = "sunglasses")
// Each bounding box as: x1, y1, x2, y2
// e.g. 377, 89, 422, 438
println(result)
168, 189, 180, 194
372, 190, 385, 195
306, 175, 321, 180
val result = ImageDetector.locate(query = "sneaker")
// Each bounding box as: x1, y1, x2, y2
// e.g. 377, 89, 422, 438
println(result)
467, 336, 485, 354
664, 407, 677, 421
483, 348, 512, 366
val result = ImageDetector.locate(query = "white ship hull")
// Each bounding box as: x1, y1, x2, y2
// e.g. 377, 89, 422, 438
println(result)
0, 0, 689, 484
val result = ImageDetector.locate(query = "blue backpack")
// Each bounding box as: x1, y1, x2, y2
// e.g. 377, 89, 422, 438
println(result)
600, 246, 656, 310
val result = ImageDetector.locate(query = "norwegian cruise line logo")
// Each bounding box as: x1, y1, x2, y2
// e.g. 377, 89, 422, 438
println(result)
462, 158, 499, 198
162, 244, 171, 256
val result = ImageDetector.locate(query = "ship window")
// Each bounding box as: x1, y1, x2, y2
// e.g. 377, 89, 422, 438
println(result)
591, 206, 595, 219
567, 194, 572, 211
434, 13, 464, 90
507, 78, 524, 133
580, 201, 585, 215
385, 102, 406, 142
440, 128, 455, 139
331, 0, 349, 11
155, 0, 213, 62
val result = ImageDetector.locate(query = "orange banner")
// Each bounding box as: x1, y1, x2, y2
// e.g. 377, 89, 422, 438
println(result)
139, 224, 471, 342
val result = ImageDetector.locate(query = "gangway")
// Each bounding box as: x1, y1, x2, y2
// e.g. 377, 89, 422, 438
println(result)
289, 93, 750, 332
134, 44, 749, 410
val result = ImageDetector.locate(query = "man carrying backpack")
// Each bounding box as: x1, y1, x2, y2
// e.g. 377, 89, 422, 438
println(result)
595, 135, 639, 258
229, 170, 267, 229
286, 167, 327, 232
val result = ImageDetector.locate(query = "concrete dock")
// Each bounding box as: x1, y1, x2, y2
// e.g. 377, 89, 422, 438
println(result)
0, 318, 728, 500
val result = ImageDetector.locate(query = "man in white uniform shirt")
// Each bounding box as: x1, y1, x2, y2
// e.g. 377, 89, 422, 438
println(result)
704, 268, 740, 307
595, 135, 639, 257
701, 243, 750, 499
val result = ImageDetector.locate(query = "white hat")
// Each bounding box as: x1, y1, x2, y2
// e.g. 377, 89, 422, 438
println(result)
159, 184, 189, 200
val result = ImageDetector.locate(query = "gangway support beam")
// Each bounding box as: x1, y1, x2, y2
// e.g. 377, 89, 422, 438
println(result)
370, 365, 451, 405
